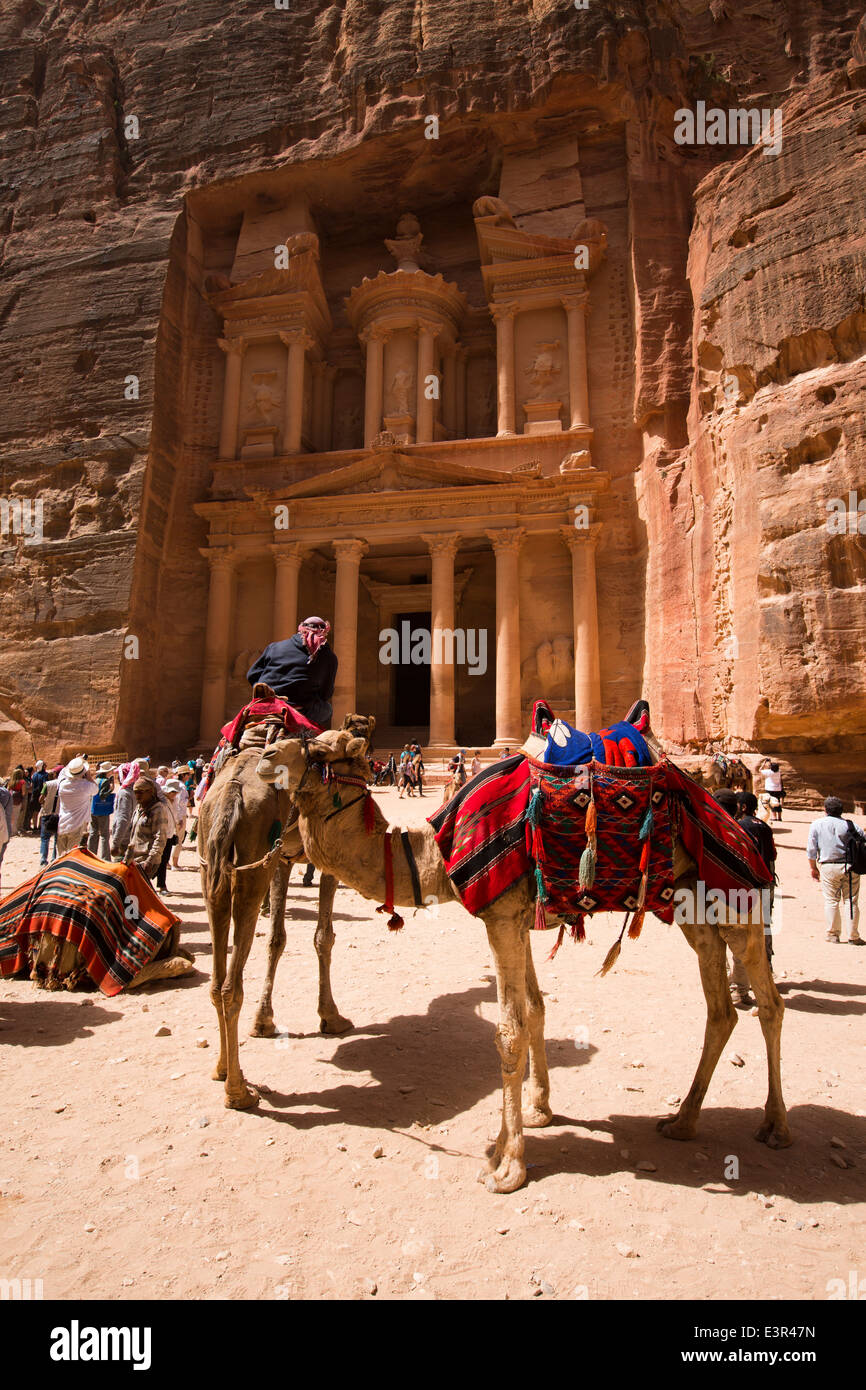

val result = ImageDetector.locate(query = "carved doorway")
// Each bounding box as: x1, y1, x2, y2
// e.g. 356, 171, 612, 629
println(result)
392, 612, 431, 727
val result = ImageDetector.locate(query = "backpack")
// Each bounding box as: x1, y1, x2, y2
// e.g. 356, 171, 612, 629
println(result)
844, 821, 866, 875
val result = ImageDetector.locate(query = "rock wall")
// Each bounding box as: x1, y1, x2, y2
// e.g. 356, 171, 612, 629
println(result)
0, 0, 863, 792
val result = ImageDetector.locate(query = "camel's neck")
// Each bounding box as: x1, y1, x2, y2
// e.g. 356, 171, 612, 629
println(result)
293, 775, 455, 907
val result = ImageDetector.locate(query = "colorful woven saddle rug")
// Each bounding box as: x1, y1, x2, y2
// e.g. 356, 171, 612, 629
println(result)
430, 702, 772, 960
528, 760, 675, 943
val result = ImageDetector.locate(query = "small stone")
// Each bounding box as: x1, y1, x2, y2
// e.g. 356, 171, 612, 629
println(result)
808, 1218, 819, 1227
399, 1085, 415, 1094
829, 1152, 849, 1169
616, 1243, 638, 1258
54, 1105, 66, 1114
829, 1137, 847, 1149
84, 1223, 96, 1234
196, 1038, 209, 1048
540, 1280, 555, 1296
372, 1145, 384, 1158
360, 1278, 377, 1296
197, 1117, 209, 1128
636, 1160, 657, 1173
215, 1250, 229, 1261
265, 1138, 275, 1147
730, 1054, 745, 1067
140, 1004, 149, 1012
665, 1095, 681, 1107
154, 1025, 171, 1037
496, 1226, 509, 1235
170, 1073, 185, 1080
120, 1277, 134, 1287
336, 1143, 347, 1152
630, 1060, 644, 1068
568, 1220, 585, 1230
532, 1285, 543, 1296
794, 1221, 805, 1230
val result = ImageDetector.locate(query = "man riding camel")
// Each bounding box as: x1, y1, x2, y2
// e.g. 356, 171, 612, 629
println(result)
246, 616, 338, 731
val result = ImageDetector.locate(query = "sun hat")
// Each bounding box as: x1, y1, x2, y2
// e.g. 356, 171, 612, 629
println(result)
65, 756, 87, 777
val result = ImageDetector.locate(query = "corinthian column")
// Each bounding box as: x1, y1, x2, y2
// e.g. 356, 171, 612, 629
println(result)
217, 339, 246, 460
332, 538, 368, 725
271, 543, 306, 641
416, 322, 438, 444
561, 523, 602, 728
564, 294, 590, 430
421, 533, 460, 747
492, 304, 516, 437
280, 330, 312, 455
362, 326, 387, 447
487, 528, 525, 747
198, 547, 236, 745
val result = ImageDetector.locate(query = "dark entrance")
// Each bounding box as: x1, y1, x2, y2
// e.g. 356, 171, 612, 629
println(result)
392, 612, 431, 727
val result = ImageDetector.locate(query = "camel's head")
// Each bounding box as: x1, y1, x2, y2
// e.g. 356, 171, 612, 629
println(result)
256, 728, 372, 792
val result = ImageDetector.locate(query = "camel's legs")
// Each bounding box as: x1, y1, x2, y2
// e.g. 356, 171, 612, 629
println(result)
523, 935, 552, 1127
721, 917, 791, 1148
222, 875, 267, 1109
315, 873, 352, 1034
203, 869, 231, 1084
659, 917, 736, 1141
251, 860, 290, 1037
481, 916, 530, 1193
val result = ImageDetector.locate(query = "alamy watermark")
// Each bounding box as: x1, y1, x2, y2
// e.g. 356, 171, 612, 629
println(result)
674, 101, 782, 157
379, 622, 487, 676
0, 497, 43, 544
826, 492, 866, 535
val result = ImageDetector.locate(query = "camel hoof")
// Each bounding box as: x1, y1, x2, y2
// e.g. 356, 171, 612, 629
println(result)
657, 1116, 697, 1142
484, 1158, 527, 1194
250, 1018, 277, 1038
320, 1014, 353, 1035
212, 1066, 227, 1082
225, 1085, 259, 1111
522, 1105, 553, 1128
754, 1119, 793, 1149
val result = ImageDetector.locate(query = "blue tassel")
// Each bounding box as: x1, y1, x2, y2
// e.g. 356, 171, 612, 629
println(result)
528, 786, 543, 829
639, 805, 653, 839
534, 863, 547, 904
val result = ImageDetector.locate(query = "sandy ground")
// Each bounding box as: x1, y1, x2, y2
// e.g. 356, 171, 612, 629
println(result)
0, 797, 864, 1302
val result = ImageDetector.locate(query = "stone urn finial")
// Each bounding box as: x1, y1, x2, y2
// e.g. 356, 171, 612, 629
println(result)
385, 213, 424, 272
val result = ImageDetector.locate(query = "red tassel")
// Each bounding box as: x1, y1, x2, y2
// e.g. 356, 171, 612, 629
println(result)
628, 907, 646, 939
569, 916, 586, 942
534, 897, 547, 931
363, 792, 375, 835
387, 911, 404, 931
547, 924, 566, 960
639, 838, 650, 873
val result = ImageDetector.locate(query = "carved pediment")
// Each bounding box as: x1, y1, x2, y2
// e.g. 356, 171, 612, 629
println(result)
270, 451, 518, 501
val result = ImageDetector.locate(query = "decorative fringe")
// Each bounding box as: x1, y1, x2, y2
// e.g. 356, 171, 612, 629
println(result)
579, 776, 598, 886
547, 923, 566, 960
363, 792, 376, 835
639, 805, 653, 839
527, 784, 543, 828
578, 840, 596, 888
376, 903, 404, 931
627, 907, 646, 939
534, 897, 547, 932
597, 916, 629, 977
568, 916, 586, 942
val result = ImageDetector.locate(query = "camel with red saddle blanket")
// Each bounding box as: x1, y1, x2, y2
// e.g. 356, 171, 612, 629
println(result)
254, 700, 790, 1194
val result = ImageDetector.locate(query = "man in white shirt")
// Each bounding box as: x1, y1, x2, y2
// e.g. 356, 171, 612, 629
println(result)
807, 796, 864, 945
56, 757, 98, 856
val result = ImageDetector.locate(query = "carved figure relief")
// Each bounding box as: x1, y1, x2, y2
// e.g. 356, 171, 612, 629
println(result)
248, 374, 280, 420
387, 367, 414, 416
522, 636, 574, 696
526, 341, 563, 398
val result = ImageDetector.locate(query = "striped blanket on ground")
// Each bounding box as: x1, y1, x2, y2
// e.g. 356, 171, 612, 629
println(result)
429, 754, 772, 924
0, 849, 179, 995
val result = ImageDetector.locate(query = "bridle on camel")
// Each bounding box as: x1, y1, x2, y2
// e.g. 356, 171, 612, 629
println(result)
295, 736, 420, 930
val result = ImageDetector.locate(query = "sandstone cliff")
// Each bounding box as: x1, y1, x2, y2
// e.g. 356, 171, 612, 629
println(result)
0, 0, 862, 798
